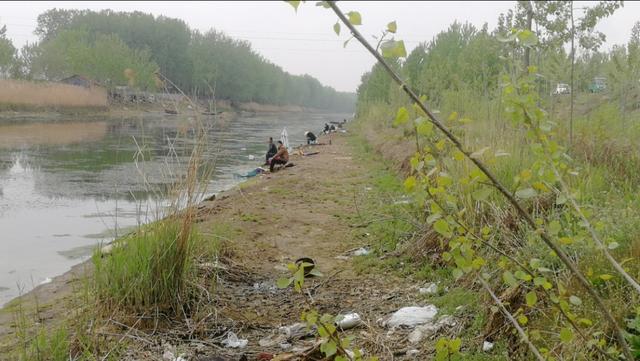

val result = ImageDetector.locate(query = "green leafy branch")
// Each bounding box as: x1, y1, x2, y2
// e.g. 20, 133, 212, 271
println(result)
277, 261, 375, 361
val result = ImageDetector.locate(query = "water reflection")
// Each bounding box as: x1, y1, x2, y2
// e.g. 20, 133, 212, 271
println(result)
0, 111, 346, 304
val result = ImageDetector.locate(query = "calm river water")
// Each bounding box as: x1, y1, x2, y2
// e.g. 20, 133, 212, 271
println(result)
0, 111, 347, 305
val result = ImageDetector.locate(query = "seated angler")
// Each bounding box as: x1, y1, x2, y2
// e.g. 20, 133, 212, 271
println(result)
305, 131, 317, 145
265, 137, 277, 165
269, 140, 289, 172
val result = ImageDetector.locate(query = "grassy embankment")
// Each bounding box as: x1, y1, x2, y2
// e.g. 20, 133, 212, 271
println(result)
350, 91, 640, 358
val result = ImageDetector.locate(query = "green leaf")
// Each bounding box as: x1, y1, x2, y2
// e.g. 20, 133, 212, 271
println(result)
404, 176, 417, 192
452, 268, 464, 279
559, 327, 573, 343
433, 219, 452, 237
533, 276, 546, 287
286, 1, 301, 12
347, 11, 362, 25
599, 274, 613, 281
578, 318, 593, 327
333, 22, 340, 35
503, 271, 518, 287
320, 313, 335, 324
415, 117, 433, 136
607, 241, 619, 250
515, 188, 537, 199
569, 295, 582, 306
381, 39, 407, 58
393, 106, 409, 126
387, 21, 397, 33
517, 29, 538, 47
308, 268, 324, 277
472, 187, 492, 201
449, 338, 462, 352
276, 277, 292, 288
321, 340, 338, 357
343, 37, 352, 48
517, 314, 528, 325
526, 291, 538, 307
315, 1, 331, 8
515, 270, 532, 281
548, 220, 562, 236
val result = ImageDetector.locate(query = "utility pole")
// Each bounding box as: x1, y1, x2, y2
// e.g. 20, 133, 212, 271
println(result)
569, 1, 575, 147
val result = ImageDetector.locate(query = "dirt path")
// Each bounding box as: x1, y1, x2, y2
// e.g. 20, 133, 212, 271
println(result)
1, 132, 440, 360
189, 132, 423, 360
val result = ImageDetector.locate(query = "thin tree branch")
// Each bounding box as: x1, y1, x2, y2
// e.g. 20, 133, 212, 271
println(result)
479, 277, 545, 361
327, 2, 632, 358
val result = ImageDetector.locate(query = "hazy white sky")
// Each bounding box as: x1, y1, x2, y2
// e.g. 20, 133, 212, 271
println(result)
1, 1, 639, 92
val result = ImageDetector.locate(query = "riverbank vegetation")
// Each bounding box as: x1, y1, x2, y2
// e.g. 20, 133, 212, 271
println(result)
0, 10, 354, 111
333, 0, 640, 359
0, 79, 108, 110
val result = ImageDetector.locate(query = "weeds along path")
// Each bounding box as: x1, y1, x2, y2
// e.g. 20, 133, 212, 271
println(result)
191, 132, 423, 360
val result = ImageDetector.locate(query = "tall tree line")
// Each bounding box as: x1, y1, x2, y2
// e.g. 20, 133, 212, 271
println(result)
356, 2, 636, 119
4, 9, 355, 111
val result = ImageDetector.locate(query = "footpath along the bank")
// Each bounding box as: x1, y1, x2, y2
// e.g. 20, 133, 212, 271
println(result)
1, 132, 460, 360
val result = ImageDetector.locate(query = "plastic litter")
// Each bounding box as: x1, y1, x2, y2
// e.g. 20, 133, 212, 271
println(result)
406, 349, 420, 357
483, 341, 494, 352
336, 313, 363, 330
419, 283, 438, 295
407, 315, 456, 343
253, 281, 278, 293
344, 349, 363, 359
384, 305, 438, 328
259, 334, 286, 347
248, 154, 255, 160
279, 323, 308, 339
352, 247, 371, 256
222, 331, 248, 348
162, 350, 174, 361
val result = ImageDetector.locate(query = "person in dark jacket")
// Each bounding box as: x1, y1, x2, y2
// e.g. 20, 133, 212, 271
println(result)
305, 131, 317, 145
270, 141, 289, 172
265, 137, 277, 165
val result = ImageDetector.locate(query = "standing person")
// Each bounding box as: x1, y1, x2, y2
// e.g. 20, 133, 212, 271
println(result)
265, 137, 277, 165
305, 131, 317, 145
270, 140, 289, 172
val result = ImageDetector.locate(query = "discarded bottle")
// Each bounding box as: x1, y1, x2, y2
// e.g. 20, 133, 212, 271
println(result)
336, 312, 363, 330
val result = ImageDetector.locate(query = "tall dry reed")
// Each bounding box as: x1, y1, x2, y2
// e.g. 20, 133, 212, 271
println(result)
0, 79, 107, 108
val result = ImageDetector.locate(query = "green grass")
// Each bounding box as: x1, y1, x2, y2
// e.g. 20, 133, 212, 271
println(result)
93, 220, 211, 314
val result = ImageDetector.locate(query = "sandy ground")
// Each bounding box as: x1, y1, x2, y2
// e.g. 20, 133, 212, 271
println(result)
0, 132, 442, 360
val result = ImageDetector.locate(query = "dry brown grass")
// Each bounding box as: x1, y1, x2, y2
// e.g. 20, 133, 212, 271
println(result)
0, 79, 108, 108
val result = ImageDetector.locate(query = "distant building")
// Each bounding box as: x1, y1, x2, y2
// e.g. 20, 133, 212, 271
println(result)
59, 74, 100, 89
